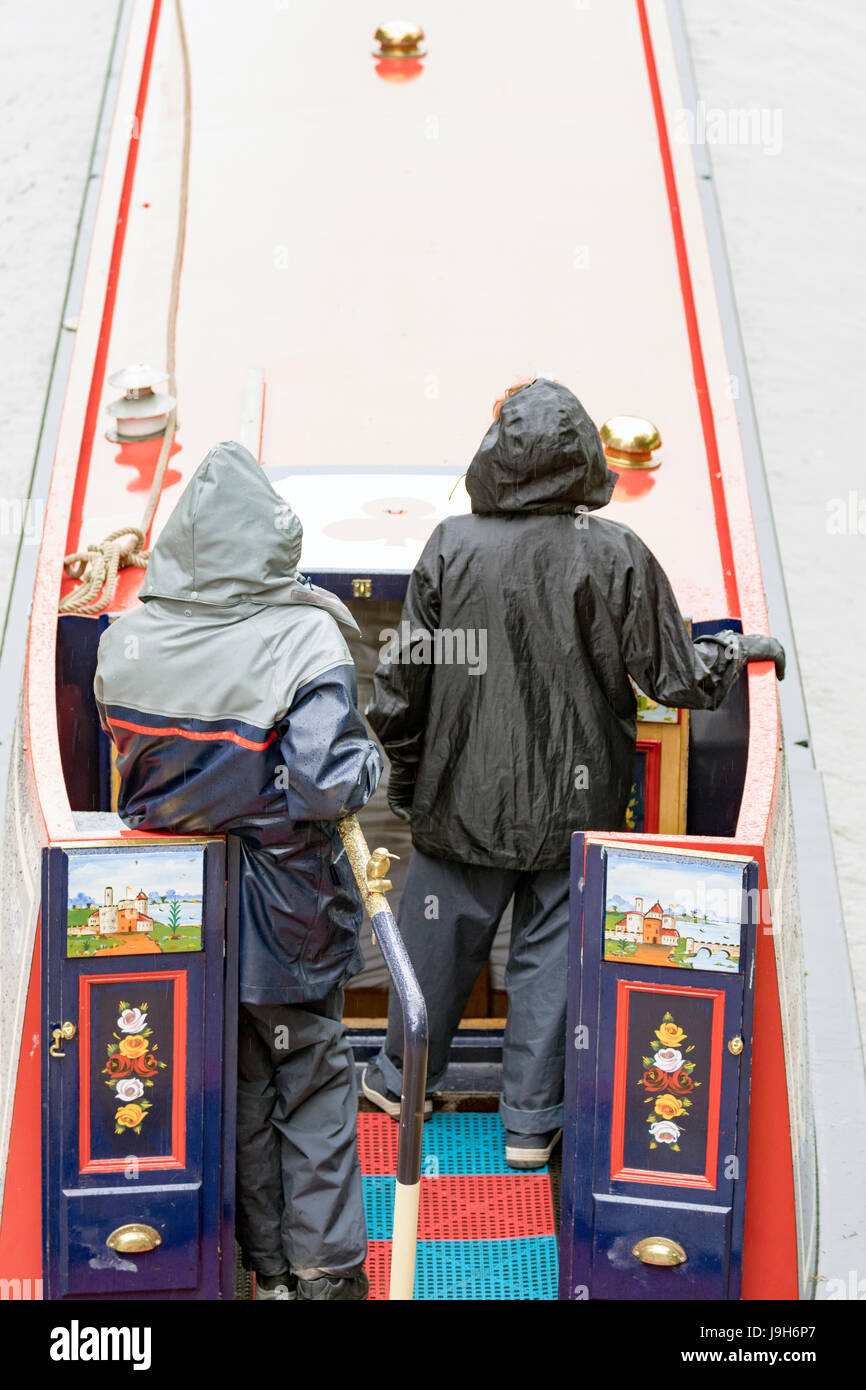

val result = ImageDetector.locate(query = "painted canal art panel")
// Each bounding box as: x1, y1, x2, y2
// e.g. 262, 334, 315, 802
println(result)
66, 846, 204, 957
603, 846, 745, 972
611, 981, 725, 1185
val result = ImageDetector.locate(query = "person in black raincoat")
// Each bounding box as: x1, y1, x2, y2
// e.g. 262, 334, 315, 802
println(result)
95, 442, 382, 1299
361, 378, 784, 1167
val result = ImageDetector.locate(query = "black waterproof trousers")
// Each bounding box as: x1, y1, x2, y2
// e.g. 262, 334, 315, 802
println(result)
367, 850, 570, 1134
236, 990, 367, 1277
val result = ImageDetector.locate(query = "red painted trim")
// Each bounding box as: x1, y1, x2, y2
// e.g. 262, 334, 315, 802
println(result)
0, 925, 43, 1286
635, 0, 739, 617
740, 845, 799, 1299
78, 969, 187, 1174
63, 0, 165, 572
635, 737, 661, 834
108, 715, 276, 752
610, 979, 726, 1189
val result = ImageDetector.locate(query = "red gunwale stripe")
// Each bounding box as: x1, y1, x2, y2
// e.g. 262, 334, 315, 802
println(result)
635, 0, 740, 618
108, 715, 276, 752
63, 0, 165, 571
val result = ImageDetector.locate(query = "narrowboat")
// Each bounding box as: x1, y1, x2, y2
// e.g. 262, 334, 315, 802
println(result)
0, 0, 863, 1302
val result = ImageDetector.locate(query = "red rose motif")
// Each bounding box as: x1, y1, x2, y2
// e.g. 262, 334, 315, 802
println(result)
104, 1053, 133, 1078
667, 1068, 695, 1095
133, 1051, 160, 1077
642, 1067, 668, 1092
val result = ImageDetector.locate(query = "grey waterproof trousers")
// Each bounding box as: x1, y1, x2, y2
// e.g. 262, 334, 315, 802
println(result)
368, 850, 570, 1134
236, 989, 367, 1278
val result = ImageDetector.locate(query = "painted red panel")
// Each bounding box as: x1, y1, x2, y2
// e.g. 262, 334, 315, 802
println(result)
78, 969, 187, 1174
635, 737, 661, 835
610, 978, 725, 1188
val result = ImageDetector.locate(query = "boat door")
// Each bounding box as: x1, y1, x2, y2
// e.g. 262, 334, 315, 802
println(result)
41, 836, 234, 1300
559, 837, 758, 1300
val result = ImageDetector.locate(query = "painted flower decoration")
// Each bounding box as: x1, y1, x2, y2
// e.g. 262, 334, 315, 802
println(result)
654, 1047, 683, 1073
115, 1077, 144, 1102
115, 1103, 146, 1130
102, 1000, 165, 1135
133, 1051, 160, 1077
117, 1007, 148, 1033
104, 1053, 133, 1078
649, 1121, 681, 1145
638, 1010, 700, 1151
653, 1093, 685, 1121
655, 1020, 687, 1048
667, 1069, 695, 1096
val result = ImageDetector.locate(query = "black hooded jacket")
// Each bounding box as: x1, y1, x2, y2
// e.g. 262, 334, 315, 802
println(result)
366, 379, 752, 871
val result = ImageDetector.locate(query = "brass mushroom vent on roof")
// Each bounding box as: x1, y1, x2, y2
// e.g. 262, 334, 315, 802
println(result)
600, 416, 662, 471
373, 20, 426, 58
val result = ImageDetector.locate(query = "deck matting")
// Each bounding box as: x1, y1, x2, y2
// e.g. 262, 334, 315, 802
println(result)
358, 1112, 558, 1300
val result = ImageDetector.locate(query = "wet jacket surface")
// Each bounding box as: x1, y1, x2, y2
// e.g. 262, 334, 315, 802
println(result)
95, 442, 382, 1003
367, 380, 752, 871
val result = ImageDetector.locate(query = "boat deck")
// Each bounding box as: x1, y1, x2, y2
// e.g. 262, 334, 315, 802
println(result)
60, 0, 751, 625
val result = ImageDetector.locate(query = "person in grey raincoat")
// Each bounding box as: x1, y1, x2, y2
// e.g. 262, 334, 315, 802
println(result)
361, 378, 784, 1167
94, 441, 382, 1300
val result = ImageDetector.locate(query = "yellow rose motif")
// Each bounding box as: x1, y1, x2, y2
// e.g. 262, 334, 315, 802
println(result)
118, 1034, 149, 1058
655, 1021, 687, 1047
115, 1103, 145, 1129
653, 1093, 685, 1120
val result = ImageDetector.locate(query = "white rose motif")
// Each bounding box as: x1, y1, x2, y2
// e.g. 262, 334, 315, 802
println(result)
117, 1008, 147, 1033
115, 1077, 144, 1102
654, 1047, 683, 1073
649, 1121, 681, 1144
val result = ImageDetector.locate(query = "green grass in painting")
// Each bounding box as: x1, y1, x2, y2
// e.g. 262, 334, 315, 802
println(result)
148, 920, 202, 952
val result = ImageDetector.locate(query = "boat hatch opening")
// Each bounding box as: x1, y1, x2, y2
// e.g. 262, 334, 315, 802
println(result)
54, 604, 749, 837
54, 598, 750, 1040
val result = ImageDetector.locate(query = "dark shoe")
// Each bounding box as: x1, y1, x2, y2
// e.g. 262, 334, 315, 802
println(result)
254, 1270, 297, 1300
505, 1128, 563, 1169
362, 1066, 432, 1120
296, 1268, 369, 1301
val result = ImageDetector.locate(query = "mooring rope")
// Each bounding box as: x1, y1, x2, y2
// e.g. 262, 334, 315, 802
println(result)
59, 0, 191, 616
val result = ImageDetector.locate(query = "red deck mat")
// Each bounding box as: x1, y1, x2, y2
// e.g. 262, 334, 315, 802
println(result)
357, 1110, 399, 1174
418, 1173, 554, 1240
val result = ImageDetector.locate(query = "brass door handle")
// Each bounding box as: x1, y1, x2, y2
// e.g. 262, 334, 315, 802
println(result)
106, 1223, 162, 1254
632, 1236, 687, 1267
49, 1022, 76, 1057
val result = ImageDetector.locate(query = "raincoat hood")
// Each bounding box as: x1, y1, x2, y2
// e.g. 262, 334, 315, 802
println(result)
465, 378, 618, 515
139, 440, 358, 630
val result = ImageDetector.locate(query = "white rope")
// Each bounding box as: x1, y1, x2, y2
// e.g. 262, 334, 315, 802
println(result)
59, 0, 192, 617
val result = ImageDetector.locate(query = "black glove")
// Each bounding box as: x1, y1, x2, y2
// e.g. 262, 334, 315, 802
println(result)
386, 761, 415, 824
740, 634, 786, 681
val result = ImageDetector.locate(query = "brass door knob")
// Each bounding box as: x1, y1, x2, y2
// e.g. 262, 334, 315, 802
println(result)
49, 1022, 77, 1057
632, 1236, 687, 1267
106, 1223, 162, 1254
728, 1035, 744, 1055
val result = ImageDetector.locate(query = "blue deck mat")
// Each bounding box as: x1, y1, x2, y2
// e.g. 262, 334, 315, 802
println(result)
407, 1237, 558, 1301
415, 1112, 549, 1176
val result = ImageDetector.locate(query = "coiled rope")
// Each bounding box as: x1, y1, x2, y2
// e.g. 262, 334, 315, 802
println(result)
60, 0, 191, 615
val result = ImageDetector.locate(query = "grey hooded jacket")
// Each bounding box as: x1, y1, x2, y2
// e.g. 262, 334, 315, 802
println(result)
94, 441, 382, 1003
